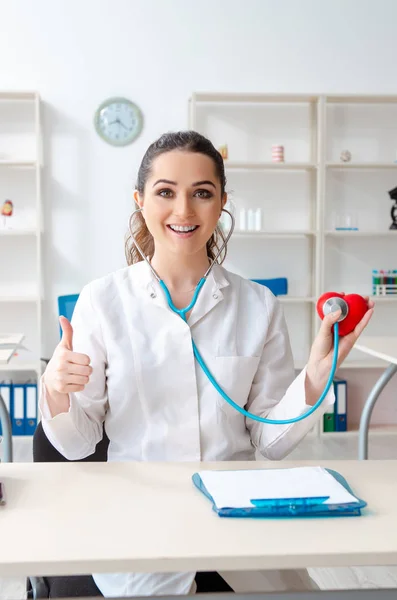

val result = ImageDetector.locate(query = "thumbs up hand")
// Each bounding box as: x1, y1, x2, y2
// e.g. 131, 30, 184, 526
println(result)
44, 317, 93, 401
59, 316, 74, 351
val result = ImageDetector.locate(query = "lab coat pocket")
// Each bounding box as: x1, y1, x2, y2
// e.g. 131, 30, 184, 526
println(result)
214, 356, 261, 417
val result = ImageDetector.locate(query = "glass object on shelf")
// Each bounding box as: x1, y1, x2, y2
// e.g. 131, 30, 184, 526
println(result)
219, 198, 235, 234
239, 208, 247, 230
238, 207, 262, 231
255, 208, 262, 231
334, 211, 358, 231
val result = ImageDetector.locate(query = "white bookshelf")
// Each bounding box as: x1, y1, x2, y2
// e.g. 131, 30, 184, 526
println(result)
188, 92, 397, 438
0, 91, 42, 385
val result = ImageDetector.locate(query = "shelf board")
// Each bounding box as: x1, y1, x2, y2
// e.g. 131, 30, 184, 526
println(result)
295, 360, 385, 370
192, 92, 318, 104
326, 162, 397, 169
0, 160, 37, 168
225, 161, 316, 171
0, 285, 40, 303
322, 426, 397, 438
0, 360, 41, 372
233, 230, 316, 239
0, 91, 38, 101
326, 95, 397, 104
371, 295, 397, 302
336, 360, 386, 369
279, 296, 315, 303
0, 227, 38, 236
325, 230, 397, 237
0, 296, 39, 303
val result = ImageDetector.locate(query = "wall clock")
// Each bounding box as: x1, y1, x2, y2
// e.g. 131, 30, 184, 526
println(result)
94, 97, 143, 146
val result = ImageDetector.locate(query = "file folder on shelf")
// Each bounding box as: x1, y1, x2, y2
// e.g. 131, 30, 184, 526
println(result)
334, 378, 347, 432
11, 384, 25, 435
323, 404, 335, 432
192, 466, 367, 518
25, 383, 37, 435
250, 278, 288, 296
0, 382, 12, 436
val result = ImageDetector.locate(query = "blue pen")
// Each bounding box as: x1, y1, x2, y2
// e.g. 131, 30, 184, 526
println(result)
250, 496, 329, 508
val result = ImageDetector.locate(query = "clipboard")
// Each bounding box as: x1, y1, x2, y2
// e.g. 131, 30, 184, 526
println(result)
192, 468, 367, 518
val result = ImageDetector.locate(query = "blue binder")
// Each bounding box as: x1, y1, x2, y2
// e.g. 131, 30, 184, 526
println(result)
250, 278, 288, 296
25, 383, 38, 435
334, 378, 347, 432
192, 469, 366, 518
0, 381, 12, 436
11, 383, 25, 435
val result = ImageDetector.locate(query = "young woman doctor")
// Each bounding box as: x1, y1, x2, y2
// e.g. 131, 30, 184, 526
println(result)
41, 131, 374, 598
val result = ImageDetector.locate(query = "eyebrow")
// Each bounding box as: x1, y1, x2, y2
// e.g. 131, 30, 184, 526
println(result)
192, 180, 216, 189
152, 179, 217, 189
153, 179, 176, 187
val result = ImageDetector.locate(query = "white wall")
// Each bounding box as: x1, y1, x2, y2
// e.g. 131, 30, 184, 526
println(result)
1, 0, 397, 355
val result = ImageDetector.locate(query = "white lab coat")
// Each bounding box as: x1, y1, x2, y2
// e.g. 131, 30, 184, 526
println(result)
40, 260, 334, 597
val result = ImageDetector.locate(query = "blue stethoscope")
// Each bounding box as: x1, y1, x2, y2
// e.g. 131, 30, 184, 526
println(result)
128, 208, 345, 425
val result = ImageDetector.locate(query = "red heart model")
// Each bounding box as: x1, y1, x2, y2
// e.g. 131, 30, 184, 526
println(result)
316, 292, 368, 337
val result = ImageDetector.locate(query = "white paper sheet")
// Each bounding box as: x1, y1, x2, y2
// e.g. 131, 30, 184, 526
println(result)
0, 333, 24, 347
0, 348, 15, 364
198, 466, 358, 509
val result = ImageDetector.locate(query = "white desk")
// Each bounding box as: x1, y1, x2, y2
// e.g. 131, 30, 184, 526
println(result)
354, 336, 397, 460
0, 460, 397, 578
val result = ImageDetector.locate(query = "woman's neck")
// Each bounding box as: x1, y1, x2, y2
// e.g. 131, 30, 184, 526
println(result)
150, 250, 210, 293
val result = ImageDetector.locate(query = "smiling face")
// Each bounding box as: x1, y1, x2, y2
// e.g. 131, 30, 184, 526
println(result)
134, 150, 226, 260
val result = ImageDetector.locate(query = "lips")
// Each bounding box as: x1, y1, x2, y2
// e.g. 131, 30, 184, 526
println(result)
166, 224, 200, 238
168, 225, 198, 232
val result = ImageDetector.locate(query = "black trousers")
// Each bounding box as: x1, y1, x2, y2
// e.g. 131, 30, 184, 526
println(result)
46, 571, 233, 597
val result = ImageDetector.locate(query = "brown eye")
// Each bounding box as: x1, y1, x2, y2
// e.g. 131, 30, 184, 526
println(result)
158, 189, 174, 198
194, 189, 213, 199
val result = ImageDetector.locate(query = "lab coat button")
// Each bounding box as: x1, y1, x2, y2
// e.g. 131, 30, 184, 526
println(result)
213, 293, 219, 299
150, 292, 156, 298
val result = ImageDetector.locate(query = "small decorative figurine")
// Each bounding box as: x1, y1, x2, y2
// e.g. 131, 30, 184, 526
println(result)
388, 186, 397, 230
340, 150, 352, 162
218, 144, 228, 159
1, 199, 13, 228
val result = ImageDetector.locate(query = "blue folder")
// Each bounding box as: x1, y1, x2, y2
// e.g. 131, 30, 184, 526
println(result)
25, 383, 38, 435
334, 379, 347, 432
250, 277, 288, 296
192, 469, 367, 518
0, 382, 12, 436
11, 383, 25, 435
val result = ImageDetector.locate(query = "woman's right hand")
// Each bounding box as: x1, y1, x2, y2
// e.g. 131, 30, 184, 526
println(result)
44, 316, 93, 408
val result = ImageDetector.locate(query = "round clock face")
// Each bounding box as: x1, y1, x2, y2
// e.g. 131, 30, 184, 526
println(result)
94, 97, 143, 146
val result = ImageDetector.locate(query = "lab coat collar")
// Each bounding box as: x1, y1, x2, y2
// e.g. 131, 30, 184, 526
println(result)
131, 259, 230, 327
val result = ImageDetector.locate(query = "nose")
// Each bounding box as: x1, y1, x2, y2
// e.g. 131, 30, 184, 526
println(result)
173, 192, 195, 218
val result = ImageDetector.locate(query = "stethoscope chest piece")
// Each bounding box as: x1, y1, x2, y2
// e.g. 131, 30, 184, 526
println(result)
322, 297, 349, 321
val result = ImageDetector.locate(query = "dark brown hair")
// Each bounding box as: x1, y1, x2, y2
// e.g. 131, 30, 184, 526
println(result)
125, 131, 228, 266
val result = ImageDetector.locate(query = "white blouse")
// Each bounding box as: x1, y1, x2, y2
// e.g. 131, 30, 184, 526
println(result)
40, 260, 334, 597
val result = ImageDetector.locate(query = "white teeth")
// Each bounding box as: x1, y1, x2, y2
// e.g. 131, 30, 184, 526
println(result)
169, 225, 197, 232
